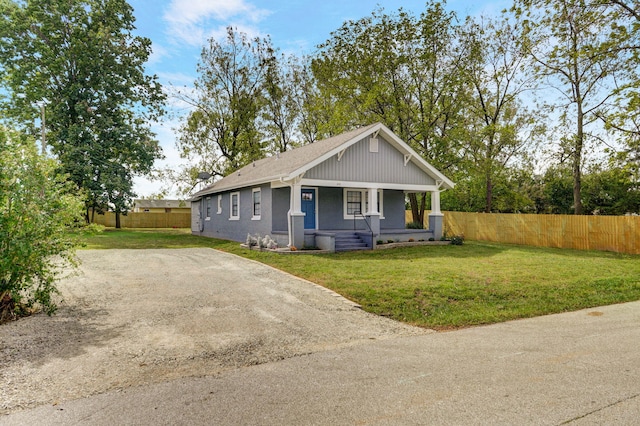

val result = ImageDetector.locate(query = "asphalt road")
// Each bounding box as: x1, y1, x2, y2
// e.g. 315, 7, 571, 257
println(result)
2, 250, 640, 425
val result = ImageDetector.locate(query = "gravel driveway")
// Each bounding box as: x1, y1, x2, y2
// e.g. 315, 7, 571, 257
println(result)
1, 248, 426, 414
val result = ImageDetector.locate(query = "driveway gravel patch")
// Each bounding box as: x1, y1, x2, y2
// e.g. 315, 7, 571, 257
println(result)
0, 248, 427, 414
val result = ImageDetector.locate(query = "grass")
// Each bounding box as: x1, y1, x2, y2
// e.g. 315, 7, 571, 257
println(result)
78, 228, 640, 330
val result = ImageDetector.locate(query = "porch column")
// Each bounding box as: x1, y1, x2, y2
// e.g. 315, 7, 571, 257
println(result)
366, 187, 380, 237
428, 190, 444, 239
289, 182, 305, 249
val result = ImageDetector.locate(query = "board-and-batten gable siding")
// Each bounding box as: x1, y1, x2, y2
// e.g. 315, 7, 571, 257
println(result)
304, 135, 436, 186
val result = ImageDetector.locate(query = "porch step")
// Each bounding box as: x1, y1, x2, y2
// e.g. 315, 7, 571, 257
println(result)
335, 233, 370, 252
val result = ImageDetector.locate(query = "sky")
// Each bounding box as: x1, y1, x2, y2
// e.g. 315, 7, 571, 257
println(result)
128, 0, 510, 199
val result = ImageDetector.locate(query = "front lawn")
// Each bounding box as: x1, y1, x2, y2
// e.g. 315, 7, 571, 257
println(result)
79, 228, 640, 329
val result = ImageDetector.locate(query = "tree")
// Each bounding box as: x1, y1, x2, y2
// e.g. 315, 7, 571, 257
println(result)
458, 16, 541, 212
0, 0, 165, 222
262, 53, 302, 154
312, 2, 469, 224
172, 27, 274, 193
515, 0, 638, 214
0, 126, 84, 321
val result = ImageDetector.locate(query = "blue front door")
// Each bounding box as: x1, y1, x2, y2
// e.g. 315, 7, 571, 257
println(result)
301, 188, 316, 229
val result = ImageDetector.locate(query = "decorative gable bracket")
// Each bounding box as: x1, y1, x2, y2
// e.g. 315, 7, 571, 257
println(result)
337, 148, 347, 162
404, 153, 412, 166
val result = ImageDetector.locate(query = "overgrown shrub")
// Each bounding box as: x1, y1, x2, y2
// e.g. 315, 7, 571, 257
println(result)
1, 128, 84, 321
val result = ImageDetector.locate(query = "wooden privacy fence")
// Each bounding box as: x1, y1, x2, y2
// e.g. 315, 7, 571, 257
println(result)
91, 212, 191, 229
440, 211, 640, 255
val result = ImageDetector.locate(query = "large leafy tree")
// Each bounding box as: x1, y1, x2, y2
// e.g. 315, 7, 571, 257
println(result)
173, 27, 274, 190
0, 126, 83, 320
458, 16, 541, 212
0, 0, 165, 222
312, 2, 470, 224
514, 0, 639, 214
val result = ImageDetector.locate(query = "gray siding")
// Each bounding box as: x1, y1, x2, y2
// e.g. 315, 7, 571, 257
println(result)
272, 187, 290, 232
317, 188, 405, 230
198, 184, 272, 242
382, 190, 407, 229
305, 135, 435, 185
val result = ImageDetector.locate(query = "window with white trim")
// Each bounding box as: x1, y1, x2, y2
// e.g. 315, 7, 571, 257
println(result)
343, 189, 384, 219
217, 195, 222, 214
205, 197, 211, 219
229, 192, 239, 220
252, 188, 261, 220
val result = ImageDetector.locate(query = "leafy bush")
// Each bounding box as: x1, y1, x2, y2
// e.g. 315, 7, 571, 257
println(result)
450, 235, 465, 245
376, 240, 384, 245
406, 221, 424, 229
1, 128, 84, 321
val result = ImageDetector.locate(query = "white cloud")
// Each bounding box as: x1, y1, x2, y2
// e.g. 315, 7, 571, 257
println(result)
147, 41, 170, 66
163, 0, 270, 46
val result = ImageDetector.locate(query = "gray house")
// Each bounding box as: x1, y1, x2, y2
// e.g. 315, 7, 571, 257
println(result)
190, 123, 454, 251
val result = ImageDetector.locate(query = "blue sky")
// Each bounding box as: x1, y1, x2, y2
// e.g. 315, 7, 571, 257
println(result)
129, 0, 510, 198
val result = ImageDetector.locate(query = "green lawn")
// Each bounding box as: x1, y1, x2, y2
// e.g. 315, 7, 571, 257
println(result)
78, 228, 640, 330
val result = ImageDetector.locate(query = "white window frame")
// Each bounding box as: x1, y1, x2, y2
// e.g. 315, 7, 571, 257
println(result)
343, 189, 384, 220
205, 197, 211, 220
217, 195, 222, 214
229, 192, 240, 221
251, 188, 261, 220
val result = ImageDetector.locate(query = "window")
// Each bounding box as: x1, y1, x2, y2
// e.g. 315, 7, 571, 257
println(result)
346, 190, 362, 216
205, 197, 211, 219
229, 192, 239, 220
343, 189, 384, 219
217, 195, 222, 214
252, 188, 261, 220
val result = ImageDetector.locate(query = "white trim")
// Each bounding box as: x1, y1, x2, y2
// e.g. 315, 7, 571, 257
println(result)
343, 188, 384, 220
251, 187, 261, 220
216, 195, 222, 214
301, 178, 440, 193
229, 191, 240, 221
205, 197, 212, 219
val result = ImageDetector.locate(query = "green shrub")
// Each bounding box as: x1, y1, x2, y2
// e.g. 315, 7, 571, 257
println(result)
450, 235, 464, 245
1, 129, 84, 321
406, 221, 424, 229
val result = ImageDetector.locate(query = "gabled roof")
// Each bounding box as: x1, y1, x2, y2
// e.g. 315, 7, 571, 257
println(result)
191, 122, 454, 200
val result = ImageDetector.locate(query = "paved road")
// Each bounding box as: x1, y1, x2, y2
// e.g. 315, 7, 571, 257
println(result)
2, 249, 639, 425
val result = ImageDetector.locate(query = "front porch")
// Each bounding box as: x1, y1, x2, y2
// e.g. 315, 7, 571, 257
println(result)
271, 227, 437, 252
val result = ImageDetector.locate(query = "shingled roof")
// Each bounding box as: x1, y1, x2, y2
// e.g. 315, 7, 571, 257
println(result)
191, 122, 453, 200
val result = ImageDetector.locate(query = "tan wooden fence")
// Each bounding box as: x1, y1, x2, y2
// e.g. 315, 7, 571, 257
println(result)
91, 212, 191, 229
439, 211, 640, 254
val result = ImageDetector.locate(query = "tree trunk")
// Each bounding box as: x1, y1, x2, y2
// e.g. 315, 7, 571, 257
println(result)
485, 172, 493, 213
408, 193, 427, 228
115, 211, 121, 229
574, 103, 584, 215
